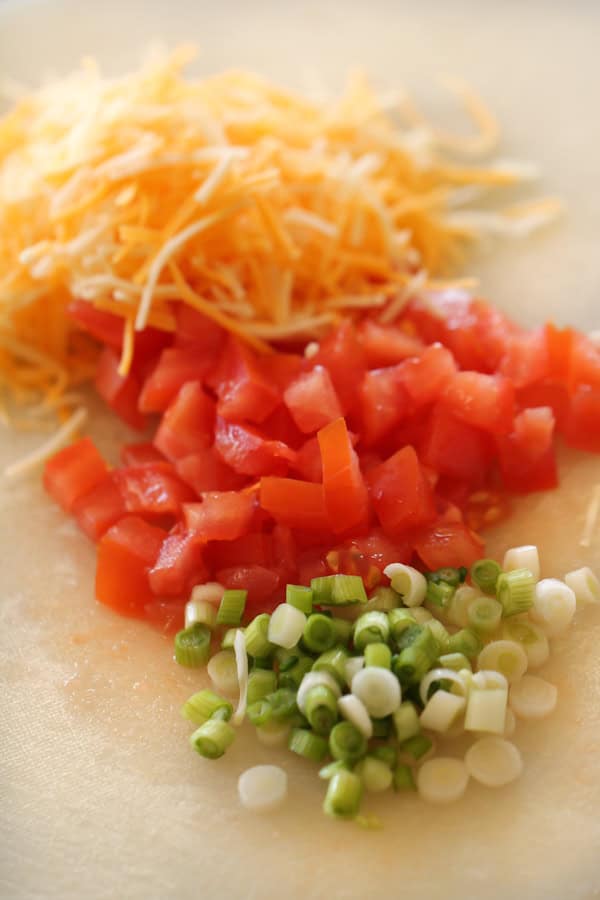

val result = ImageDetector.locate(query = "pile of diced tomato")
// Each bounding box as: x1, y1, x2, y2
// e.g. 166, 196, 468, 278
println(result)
43, 292, 600, 630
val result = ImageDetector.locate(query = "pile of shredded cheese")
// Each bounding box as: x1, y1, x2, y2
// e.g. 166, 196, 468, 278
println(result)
0, 46, 560, 422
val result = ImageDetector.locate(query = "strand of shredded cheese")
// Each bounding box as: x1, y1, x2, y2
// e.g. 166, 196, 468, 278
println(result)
3, 406, 88, 478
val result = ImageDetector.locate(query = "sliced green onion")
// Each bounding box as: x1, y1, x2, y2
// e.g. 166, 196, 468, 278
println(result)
392, 701, 420, 743
319, 760, 350, 780
353, 610, 390, 651
419, 690, 466, 733
465, 737, 523, 787
216, 589, 247, 627
238, 764, 288, 812
189, 719, 235, 759
329, 721, 368, 762
419, 667, 468, 705
393, 764, 416, 792
278, 654, 314, 690
207, 649, 239, 696
366, 586, 401, 612
247, 669, 278, 705
417, 757, 469, 804
496, 569, 535, 617
220, 628, 237, 650
395, 623, 425, 651
428, 567, 467, 587
471, 558, 503, 595
464, 672, 508, 734
388, 608, 417, 641
564, 566, 600, 607
411, 607, 433, 625
383, 563, 427, 607
467, 596, 503, 634
371, 717, 392, 739
344, 655, 365, 687
312, 646, 350, 685
364, 642, 392, 669
393, 627, 438, 685
446, 628, 482, 659
425, 618, 450, 653
268, 602, 306, 649
289, 727, 328, 761
509, 674, 557, 720
189, 581, 225, 606
477, 640, 528, 683
265, 688, 298, 721
351, 667, 401, 718
286, 583, 313, 615
355, 756, 393, 792
323, 770, 362, 819
425, 580, 455, 608
246, 700, 273, 727
232, 628, 249, 725
256, 720, 292, 747
244, 614, 273, 658
310, 575, 334, 606
372, 745, 397, 769
304, 685, 339, 735
330, 574, 368, 606
531, 578, 576, 636
297, 671, 341, 714
331, 617, 353, 646
181, 689, 233, 725
337, 694, 373, 739
252, 656, 273, 670
174, 623, 211, 668
303, 613, 336, 653
185, 598, 218, 630
501, 619, 549, 669
447, 585, 479, 628
438, 652, 471, 672
503, 545, 540, 581
399, 734, 433, 762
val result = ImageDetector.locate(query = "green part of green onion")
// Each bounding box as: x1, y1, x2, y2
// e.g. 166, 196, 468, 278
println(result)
247, 669, 278, 706
428, 567, 467, 587
246, 699, 273, 727
425, 619, 450, 654
220, 628, 237, 650
211, 706, 232, 722
366, 586, 401, 612
174, 623, 211, 668
330, 574, 368, 606
394, 622, 424, 651
265, 688, 298, 721
471, 558, 503, 595
392, 701, 421, 743
467, 596, 503, 633
312, 646, 350, 685
323, 770, 363, 819
251, 656, 274, 670
438, 652, 472, 672
289, 727, 328, 762
371, 717, 393, 739
393, 628, 438, 685
244, 614, 274, 658
181, 689, 233, 725
388, 608, 417, 642
216, 589, 247, 627
304, 685, 339, 736
393, 764, 417, 792
275, 647, 298, 672
496, 568, 536, 617
425, 580, 456, 608
278, 655, 314, 691
364, 642, 392, 670
303, 613, 337, 653
446, 627, 483, 659
319, 760, 351, 780
286, 583, 313, 615
371, 745, 398, 769
356, 756, 393, 793
400, 734, 433, 762
310, 575, 334, 606
353, 610, 390, 652
189, 719, 235, 759
331, 617, 353, 646
329, 721, 368, 762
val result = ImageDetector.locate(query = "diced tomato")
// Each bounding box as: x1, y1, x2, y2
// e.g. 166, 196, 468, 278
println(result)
120, 442, 165, 467
143, 599, 186, 634
113, 462, 194, 518
271, 524, 298, 583
95, 516, 166, 617
72, 473, 127, 540
564, 385, 600, 453
211, 337, 281, 424
95, 346, 147, 431
208, 531, 272, 570
544, 322, 575, 381
367, 446, 436, 536
139, 347, 218, 413
442, 372, 515, 435
517, 379, 570, 431
173, 303, 226, 356
260, 405, 305, 449
397, 343, 458, 409
260, 353, 305, 392
359, 367, 408, 447
216, 565, 281, 619
69, 300, 170, 361
175, 448, 246, 494
336, 529, 412, 574
422, 403, 492, 487
148, 529, 207, 597
154, 382, 215, 460
184, 490, 256, 541
312, 320, 367, 416
318, 417, 369, 535
497, 329, 548, 389
359, 319, 424, 368
283, 365, 343, 434
568, 334, 600, 390
214, 418, 296, 476
414, 522, 484, 570
497, 407, 558, 492
43, 437, 108, 512
260, 477, 331, 532
291, 437, 323, 483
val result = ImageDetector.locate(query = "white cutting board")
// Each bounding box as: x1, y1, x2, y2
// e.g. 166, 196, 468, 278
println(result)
1, 2, 600, 899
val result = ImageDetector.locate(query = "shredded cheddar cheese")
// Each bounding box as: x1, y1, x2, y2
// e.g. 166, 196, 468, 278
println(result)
0, 46, 560, 417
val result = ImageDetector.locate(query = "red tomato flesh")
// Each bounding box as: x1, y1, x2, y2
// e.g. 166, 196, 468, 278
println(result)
283, 365, 343, 434
95, 516, 166, 617
43, 437, 108, 513
184, 490, 256, 541
153, 382, 215, 460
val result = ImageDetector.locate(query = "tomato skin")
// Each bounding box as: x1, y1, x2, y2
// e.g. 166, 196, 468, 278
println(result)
215, 565, 281, 619
397, 343, 458, 409
260, 476, 331, 532
497, 407, 558, 493
175, 448, 246, 494
283, 365, 343, 434
43, 437, 108, 513
290, 437, 323, 483
312, 320, 367, 416
142, 599, 186, 634
154, 382, 215, 461
442, 372, 515, 435
318, 417, 369, 535
367, 446, 436, 537
544, 322, 575, 381
120, 442, 165, 467
95, 516, 166, 617
148, 529, 207, 598
184, 490, 256, 542
564, 384, 600, 453
212, 338, 281, 424
95, 347, 147, 431
138, 347, 217, 413
422, 403, 492, 487
214, 418, 296, 476
72, 474, 127, 540
359, 319, 424, 368
207, 532, 272, 570
359, 367, 408, 447
113, 462, 195, 518
415, 522, 484, 570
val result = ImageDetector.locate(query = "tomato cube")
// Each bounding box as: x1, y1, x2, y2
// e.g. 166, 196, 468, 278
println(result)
312, 321, 367, 415
422, 403, 492, 486
359, 367, 408, 447
260, 476, 331, 532
396, 343, 458, 408
43, 437, 108, 513
139, 347, 218, 413
564, 384, 600, 453
497, 329, 548, 389
318, 417, 369, 535
95, 516, 166, 616
284, 365, 343, 434
290, 437, 323, 483
120, 442, 165, 467
148, 529, 208, 597
173, 303, 226, 355
114, 462, 195, 518
442, 372, 515, 435
367, 446, 436, 536
175, 448, 246, 494
154, 382, 215, 460
414, 522, 484, 570
215, 565, 281, 619
95, 346, 146, 431
212, 338, 281, 424
497, 407, 558, 492
359, 319, 424, 368
72, 473, 127, 540
184, 490, 256, 541
214, 418, 296, 476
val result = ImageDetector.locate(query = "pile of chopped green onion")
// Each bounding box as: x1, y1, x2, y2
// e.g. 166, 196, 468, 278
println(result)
174, 548, 600, 820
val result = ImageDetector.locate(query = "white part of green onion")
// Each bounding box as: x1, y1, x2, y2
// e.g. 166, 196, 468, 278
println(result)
509, 675, 557, 720
503, 545, 540, 581
447, 586, 480, 628
472, 670, 509, 691
383, 563, 427, 607
419, 690, 466, 733
185, 599, 217, 630
256, 721, 292, 747
411, 607, 433, 625
337, 694, 373, 739
344, 655, 365, 687
477, 640, 528, 684
464, 672, 508, 734
207, 650, 239, 696
232, 629, 249, 725
417, 757, 469, 805
502, 619, 550, 669
564, 566, 600, 607
189, 581, 225, 606
465, 737, 523, 787
356, 757, 393, 793
267, 603, 306, 649
531, 578, 576, 637
503, 707, 517, 738
297, 671, 341, 714
351, 667, 401, 718
238, 765, 288, 812
419, 668, 469, 706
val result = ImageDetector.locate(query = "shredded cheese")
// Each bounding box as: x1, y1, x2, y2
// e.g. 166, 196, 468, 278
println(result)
0, 47, 559, 412
580, 484, 600, 549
